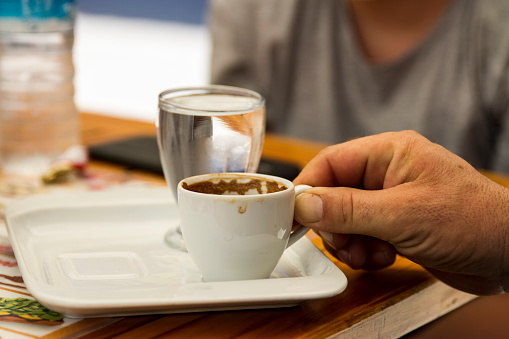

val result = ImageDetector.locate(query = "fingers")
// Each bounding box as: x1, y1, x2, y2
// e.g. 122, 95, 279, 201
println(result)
294, 131, 422, 190
295, 186, 408, 241
295, 185, 407, 271
293, 131, 445, 267
318, 231, 396, 270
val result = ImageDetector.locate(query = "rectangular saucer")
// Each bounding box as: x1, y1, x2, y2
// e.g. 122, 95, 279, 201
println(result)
5, 187, 347, 317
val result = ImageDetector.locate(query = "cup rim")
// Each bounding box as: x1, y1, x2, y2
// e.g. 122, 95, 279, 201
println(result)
178, 172, 293, 198
158, 85, 265, 114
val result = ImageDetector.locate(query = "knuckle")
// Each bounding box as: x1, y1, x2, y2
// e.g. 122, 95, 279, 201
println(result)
331, 189, 354, 231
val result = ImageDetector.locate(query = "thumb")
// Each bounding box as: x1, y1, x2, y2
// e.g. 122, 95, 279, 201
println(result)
294, 187, 406, 242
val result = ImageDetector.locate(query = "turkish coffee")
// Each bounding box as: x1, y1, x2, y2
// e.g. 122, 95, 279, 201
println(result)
183, 177, 287, 195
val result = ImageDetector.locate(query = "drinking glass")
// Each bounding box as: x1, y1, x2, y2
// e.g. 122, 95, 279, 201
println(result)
157, 85, 265, 250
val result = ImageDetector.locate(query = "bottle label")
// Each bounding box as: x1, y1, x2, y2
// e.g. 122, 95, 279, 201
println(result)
0, 0, 76, 32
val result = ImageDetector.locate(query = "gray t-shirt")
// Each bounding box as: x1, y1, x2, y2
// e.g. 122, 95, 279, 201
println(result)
209, 0, 509, 173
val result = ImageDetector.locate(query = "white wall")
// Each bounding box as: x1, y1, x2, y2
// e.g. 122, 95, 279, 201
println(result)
74, 12, 211, 123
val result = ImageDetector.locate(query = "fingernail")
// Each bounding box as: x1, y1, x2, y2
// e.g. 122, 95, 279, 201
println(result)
295, 193, 323, 223
319, 231, 337, 250
337, 250, 351, 266
372, 251, 393, 267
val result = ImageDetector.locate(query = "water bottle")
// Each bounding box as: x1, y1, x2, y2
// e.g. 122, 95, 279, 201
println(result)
0, 0, 82, 185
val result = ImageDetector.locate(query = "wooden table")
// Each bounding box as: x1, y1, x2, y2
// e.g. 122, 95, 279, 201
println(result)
77, 112, 499, 338
3, 112, 507, 338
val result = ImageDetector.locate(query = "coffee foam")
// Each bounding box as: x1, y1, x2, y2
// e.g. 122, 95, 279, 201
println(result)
183, 177, 287, 195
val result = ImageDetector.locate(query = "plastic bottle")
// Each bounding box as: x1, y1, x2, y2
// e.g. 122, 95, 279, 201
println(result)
0, 0, 82, 184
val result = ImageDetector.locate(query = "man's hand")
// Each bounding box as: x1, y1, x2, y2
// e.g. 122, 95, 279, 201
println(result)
294, 131, 509, 295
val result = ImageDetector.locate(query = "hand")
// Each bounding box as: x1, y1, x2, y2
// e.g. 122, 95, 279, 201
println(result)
293, 131, 509, 295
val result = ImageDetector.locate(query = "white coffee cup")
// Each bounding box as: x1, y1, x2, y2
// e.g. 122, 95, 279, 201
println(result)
177, 172, 312, 282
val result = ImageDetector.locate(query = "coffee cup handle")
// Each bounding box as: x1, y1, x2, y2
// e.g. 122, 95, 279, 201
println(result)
287, 184, 313, 247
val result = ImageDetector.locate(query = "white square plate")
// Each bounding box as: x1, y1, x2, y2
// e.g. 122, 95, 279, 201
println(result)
5, 187, 347, 318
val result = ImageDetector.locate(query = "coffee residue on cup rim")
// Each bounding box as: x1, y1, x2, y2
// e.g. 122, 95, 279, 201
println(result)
183, 178, 287, 195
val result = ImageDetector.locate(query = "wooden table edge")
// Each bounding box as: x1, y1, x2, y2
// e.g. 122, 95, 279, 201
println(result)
333, 282, 476, 338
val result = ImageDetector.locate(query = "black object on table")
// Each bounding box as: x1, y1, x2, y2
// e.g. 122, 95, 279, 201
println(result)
88, 136, 302, 181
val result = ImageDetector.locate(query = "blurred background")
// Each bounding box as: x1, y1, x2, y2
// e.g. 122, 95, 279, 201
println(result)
70, 2, 509, 338
74, 0, 211, 123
